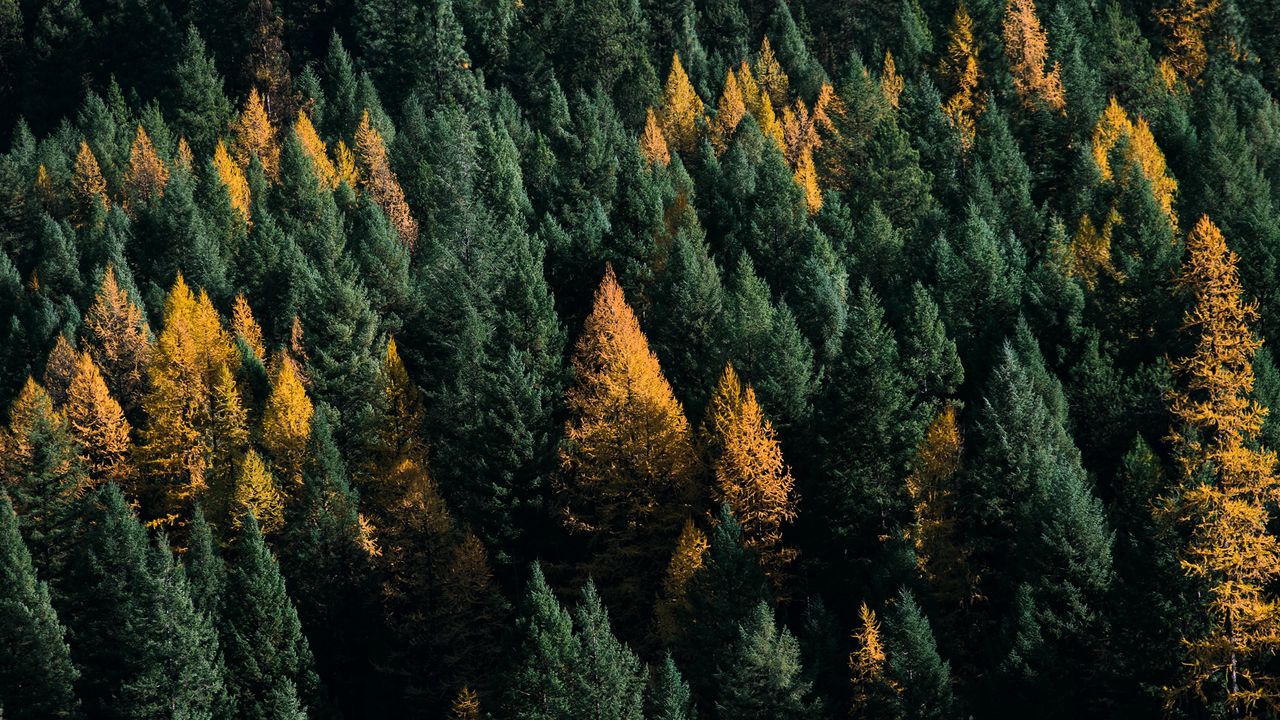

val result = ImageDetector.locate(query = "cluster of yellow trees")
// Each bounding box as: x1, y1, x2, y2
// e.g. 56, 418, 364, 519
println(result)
67, 89, 418, 248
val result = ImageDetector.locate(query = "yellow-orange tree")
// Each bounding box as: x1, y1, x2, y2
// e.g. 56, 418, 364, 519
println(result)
559, 265, 699, 627
140, 275, 238, 528
1168, 215, 1280, 714
701, 363, 797, 588
65, 351, 133, 491
1002, 0, 1065, 111
940, 2, 981, 150
659, 54, 705, 154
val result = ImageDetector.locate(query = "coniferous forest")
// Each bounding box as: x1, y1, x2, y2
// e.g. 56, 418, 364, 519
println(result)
6, 0, 1280, 717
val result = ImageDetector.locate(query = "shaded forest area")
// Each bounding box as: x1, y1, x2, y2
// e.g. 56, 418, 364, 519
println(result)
4, 0, 1280, 717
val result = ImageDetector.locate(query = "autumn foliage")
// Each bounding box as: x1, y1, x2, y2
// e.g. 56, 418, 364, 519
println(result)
1168, 216, 1280, 713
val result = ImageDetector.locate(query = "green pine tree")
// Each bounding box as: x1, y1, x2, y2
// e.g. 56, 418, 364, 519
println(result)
0, 490, 80, 720
714, 601, 821, 720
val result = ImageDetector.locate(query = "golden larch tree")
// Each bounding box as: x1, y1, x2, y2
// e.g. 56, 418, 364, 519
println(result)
207, 364, 251, 532
640, 107, 671, 166
140, 274, 238, 526
712, 68, 747, 156
82, 265, 151, 413
905, 405, 976, 611
1156, 0, 1220, 84
176, 137, 194, 172
356, 110, 420, 249
737, 61, 763, 118
702, 363, 798, 587
881, 51, 904, 109
450, 688, 481, 720
754, 37, 790, 110
850, 603, 898, 715
232, 87, 280, 179
795, 147, 822, 214
65, 351, 133, 491
260, 354, 314, 489
334, 139, 359, 187
659, 54, 705, 154
231, 293, 267, 359
72, 140, 109, 219
2, 378, 93, 503
758, 93, 786, 150
655, 518, 709, 642
1002, 0, 1066, 112
295, 110, 339, 188
940, 2, 982, 150
559, 266, 699, 615
1068, 210, 1123, 290
124, 125, 169, 206
214, 139, 251, 222
1167, 215, 1280, 715
233, 448, 286, 534
1091, 98, 1179, 230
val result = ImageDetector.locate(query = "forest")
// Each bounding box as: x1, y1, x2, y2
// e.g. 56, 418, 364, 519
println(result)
3, 0, 1280, 717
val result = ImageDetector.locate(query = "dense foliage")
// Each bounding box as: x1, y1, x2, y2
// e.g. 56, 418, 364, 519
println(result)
4, 0, 1280, 717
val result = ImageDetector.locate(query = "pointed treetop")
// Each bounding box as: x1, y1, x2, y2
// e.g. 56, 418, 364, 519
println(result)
231, 294, 266, 359
660, 53, 706, 154
124, 124, 169, 205
214, 139, 251, 222
232, 87, 280, 179
640, 107, 672, 166
294, 110, 339, 188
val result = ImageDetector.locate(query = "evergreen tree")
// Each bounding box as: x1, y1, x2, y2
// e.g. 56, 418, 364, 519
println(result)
61, 484, 222, 720
648, 654, 695, 720
572, 581, 646, 719
170, 25, 231, 155
506, 564, 581, 720
220, 512, 322, 719
0, 491, 80, 720
714, 601, 820, 719
1, 377, 87, 582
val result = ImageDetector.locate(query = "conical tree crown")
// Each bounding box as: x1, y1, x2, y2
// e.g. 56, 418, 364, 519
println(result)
65, 351, 133, 490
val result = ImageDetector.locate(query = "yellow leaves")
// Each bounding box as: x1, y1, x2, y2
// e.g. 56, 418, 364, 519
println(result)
1002, 0, 1065, 112
795, 147, 822, 214
83, 265, 151, 411
231, 294, 266, 360
758, 93, 785, 150
640, 107, 671, 166
450, 687, 481, 720
940, 2, 982, 150
702, 363, 798, 587
141, 274, 238, 514
656, 519, 709, 642
124, 125, 169, 206
659, 53, 706, 154
1091, 98, 1179, 230
905, 406, 977, 609
232, 87, 279, 179
65, 351, 133, 490
72, 141, 108, 216
295, 110, 340, 188
559, 265, 697, 532
334, 140, 359, 188
1168, 215, 1280, 713
261, 356, 314, 488
214, 139, 251, 222
712, 68, 747, 156
233, 448, 286, 535
850, 603, 897, 714
880, 51, 904, 109
1068, 210, 1123, 290
1155, 0, 1220, 84
2, 378, 89, 500
356, 110, 419, 249
754, 37, 790, 111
